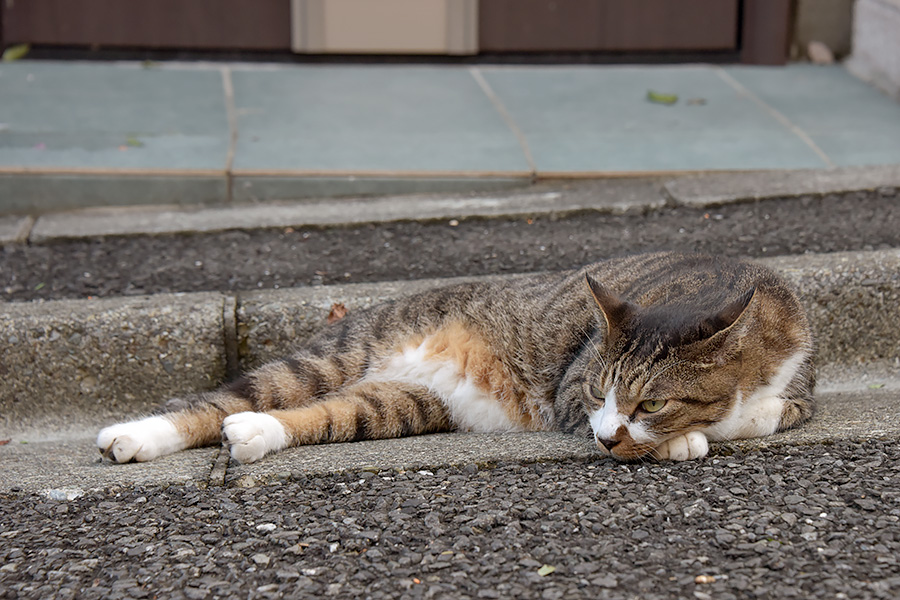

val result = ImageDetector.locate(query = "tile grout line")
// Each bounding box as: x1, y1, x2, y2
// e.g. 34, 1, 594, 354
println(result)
469, 67, 538, 177
714, 67, 836, 169
220, 66, 239, 203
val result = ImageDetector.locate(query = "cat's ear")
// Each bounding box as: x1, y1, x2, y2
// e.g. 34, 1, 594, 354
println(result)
712, 287, 757, 332
585, 275, 635, 343
683, 287, 757, 362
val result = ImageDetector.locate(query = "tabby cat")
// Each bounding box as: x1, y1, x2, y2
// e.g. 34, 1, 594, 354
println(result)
97, 252, 814, 464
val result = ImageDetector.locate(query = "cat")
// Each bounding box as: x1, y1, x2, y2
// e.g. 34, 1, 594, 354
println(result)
97, 251, 815, 464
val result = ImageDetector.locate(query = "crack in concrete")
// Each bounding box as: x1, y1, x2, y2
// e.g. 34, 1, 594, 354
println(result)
207, 445, 230, 488
222, 294, 239, 380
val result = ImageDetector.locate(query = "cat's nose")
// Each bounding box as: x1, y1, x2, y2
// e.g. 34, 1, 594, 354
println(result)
597, 438, 620, 452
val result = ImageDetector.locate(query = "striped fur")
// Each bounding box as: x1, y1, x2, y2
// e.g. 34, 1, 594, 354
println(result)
98, 252, 815, 464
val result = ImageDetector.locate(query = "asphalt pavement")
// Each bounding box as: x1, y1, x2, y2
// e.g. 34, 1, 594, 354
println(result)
2, 438, 899, 600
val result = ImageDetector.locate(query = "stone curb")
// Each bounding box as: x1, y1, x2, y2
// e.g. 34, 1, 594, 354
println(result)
25, 179, 664, 242
662, 165, 900, 207
2, 388, 898, 494
10, 166, 900, 243
2, 249, 899, 440
0, 293, 229, 437
0, 215, 34, 245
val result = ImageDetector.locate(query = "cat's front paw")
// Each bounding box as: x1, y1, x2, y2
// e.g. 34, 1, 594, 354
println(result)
222, 412, 288, 464
97, 416, 184, 463
654, 431, 709, 461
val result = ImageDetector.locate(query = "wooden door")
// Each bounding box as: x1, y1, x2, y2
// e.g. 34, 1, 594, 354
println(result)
479, 0, 741, 53
0, 0, 791, 64
0, 0, 291, 50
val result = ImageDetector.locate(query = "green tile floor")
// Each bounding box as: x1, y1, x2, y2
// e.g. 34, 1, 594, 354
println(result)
480, 65, 829, 172
231, 66, 531, 174
1, 60, 899, 210
0, 62, 229, 172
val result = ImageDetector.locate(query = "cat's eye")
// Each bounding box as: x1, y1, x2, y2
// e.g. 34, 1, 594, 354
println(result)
641, 399, 667, 413
588, 384, 605, 402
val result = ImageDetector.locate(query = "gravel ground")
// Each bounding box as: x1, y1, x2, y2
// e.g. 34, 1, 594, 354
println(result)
3, 190, 899, 302
1, 439, 898, 600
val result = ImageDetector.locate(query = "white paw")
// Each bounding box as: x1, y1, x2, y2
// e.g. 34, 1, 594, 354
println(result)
654, 431, 709, 461
222, 412, 288, 464
97, 416, 184, 463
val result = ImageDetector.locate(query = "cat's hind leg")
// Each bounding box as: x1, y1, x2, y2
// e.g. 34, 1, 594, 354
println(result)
97, 392, 252, 463
97, 415, 184, 463
97, 350, 358, 463
223, 380, 452, 463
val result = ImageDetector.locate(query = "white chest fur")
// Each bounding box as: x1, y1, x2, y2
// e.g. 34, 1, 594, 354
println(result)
366, 339, 522, 433
704, 348, 809, 441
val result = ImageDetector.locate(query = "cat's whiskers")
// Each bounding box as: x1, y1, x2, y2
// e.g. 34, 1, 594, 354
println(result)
632, 442, 662, 463
575, 321, 604, 364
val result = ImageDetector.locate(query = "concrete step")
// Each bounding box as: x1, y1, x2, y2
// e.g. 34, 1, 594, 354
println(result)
2, 249, 899, 440
3, 166, 899, 244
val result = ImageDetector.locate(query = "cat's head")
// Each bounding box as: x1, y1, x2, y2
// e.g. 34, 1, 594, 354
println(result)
581, 274, 758, 461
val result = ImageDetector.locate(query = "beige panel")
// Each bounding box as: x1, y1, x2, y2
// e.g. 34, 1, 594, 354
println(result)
326, 0, 446, 52
292, 0, 478, 54
447, 0, 478, 54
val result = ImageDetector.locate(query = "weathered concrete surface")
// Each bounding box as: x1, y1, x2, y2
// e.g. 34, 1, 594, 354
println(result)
0, 388, 896, 494
0, 215, 33, 244
27, 179, 665, 242
225, 432, 599, 489
664, 166, 900, 207
17, 168, 900, 245
762, 250, 900, 366
229, 175, 530, 204
0, 439, 219, 496
0, 293, 228, 438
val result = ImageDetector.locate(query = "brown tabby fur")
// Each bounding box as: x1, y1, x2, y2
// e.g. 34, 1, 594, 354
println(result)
101, 252, 815, 463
